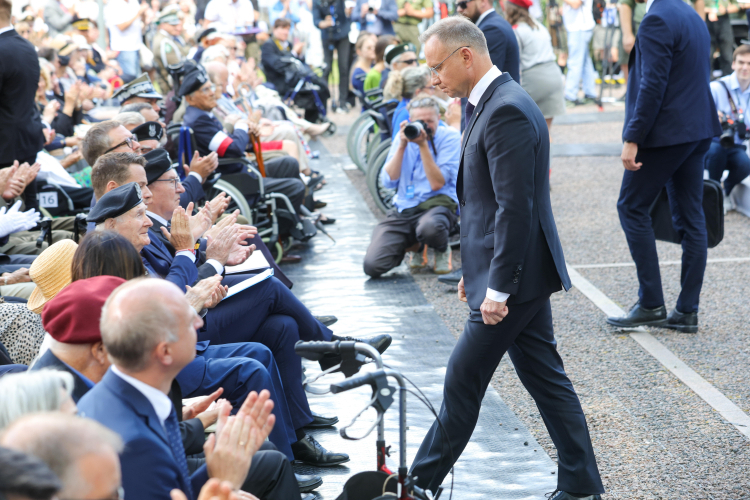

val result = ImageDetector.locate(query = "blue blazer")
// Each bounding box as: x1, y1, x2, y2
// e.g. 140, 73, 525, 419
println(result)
477, 11, 520, 83
78, 370, 209, 500
183, 105, 249, 174
459, 73, 569, 310
141, 233, 199, 290
180, 174, 206, 209
623, 0, 721, 147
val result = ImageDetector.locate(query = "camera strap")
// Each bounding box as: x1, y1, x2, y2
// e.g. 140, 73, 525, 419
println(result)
719, 80, 741, 118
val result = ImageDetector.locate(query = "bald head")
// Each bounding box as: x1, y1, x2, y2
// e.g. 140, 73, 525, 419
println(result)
0, 413, 122, 500
205, 61, 229, 94
100, 279, 199, 374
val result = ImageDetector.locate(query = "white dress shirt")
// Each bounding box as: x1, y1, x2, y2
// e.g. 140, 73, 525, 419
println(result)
0, 25, 15, 36
467, 65, 510, 304
146, 211, 224, 275
645, 0, 655, 12
476, 8, 493, 26
111, 365, 173, 427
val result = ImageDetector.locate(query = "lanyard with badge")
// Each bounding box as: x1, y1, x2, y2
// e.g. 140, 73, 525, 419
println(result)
405, 162, 417, 199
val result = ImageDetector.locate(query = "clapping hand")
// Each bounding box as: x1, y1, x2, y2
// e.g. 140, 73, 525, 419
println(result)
207, 192, 231, 223
162, 207, 195, 252
0, 200, 41, 238
170, 478, 259, 500
185, 202, 213, 240
183, 388, 225, 429
185, 275, 227, 310
185, 150, 219, 182
206, 223, 240, 266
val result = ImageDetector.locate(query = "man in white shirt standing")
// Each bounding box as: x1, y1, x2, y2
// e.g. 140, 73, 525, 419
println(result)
562, 0, 598, 106
203, 0, 258, 32
105, 0, 148, 79
410, 17, 603, 500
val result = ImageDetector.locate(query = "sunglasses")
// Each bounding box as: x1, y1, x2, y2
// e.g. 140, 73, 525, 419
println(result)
456, 0, 474, 8
399, 58, 418, 66
104, 136, 136, 154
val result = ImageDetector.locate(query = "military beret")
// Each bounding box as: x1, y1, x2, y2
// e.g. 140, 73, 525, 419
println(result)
87, 182, 144, 224
178, 65, 210, 97
113, 73, 162, 104
42, 276, 126, 344
157, 4, 183, 25
196, 27, 217, 43
143, 149, 174, 185
131, 121, 164, 143
384, 43, 416, 65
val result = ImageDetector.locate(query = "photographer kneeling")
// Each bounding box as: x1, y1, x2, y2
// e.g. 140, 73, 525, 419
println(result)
364, 97, 460, 277
706, 45, 750, 209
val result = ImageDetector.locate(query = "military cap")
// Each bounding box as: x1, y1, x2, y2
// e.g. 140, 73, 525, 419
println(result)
384, 43, 416, 66
87, 182, 144, 224
71, 16, 97, 31
157, 4, 183, 25
113, 73, 163, 104
131, 121, 164, 143
178, 64, 210, 97
196, 27, 217, 43
143, 149, 174, 184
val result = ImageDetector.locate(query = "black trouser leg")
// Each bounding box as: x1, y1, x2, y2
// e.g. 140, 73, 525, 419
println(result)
264, 156, 300, 179
363, 211, 418, 277
336, 37, 350, 107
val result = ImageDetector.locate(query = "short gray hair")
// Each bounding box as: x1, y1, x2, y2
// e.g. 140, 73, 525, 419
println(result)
0, 413, 123, 498
100, 278, 181, 371
420, 16, 488, 55
81, 120, 122, 166
120, 102, 153, 115
0, 370, 75, 430
112, 111, 146, 129
408, 95, 441, 117
384, 66, 431, 101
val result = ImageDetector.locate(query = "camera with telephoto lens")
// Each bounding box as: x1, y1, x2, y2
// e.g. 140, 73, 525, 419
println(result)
404, 120, 432, 140
719, 112, 747, 148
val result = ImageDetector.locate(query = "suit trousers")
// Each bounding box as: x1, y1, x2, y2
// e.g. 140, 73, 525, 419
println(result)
703, 141, 750, 196
187, 441, 299, 500
176, 343, 299, 459
617, 139, 711, 312
363, 206, 457, 278
322, 37, 351, 107
410, 296, 603, 495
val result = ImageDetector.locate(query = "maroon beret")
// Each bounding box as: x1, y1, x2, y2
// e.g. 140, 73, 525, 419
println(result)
41, 276, 127, 344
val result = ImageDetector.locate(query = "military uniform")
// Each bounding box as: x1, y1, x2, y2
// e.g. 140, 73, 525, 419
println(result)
151, 7, 190, 94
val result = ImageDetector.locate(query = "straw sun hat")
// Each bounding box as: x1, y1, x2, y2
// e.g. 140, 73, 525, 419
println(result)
27, 239, 79, 315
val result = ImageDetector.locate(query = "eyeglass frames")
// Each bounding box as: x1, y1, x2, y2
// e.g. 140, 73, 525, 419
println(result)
103, 136, 136, 154
428, 46, 469, 78
151, 177, 182, 189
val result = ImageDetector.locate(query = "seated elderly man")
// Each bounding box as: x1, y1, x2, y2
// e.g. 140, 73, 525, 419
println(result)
0, 447, 61, 500
1, 413, 123, 500
87, 181, 364, 466
76, 278, 277, 499
364, 97, 461, 277
112, 73, 163, 115
179, 64, 307, 215
32, 274, 317, 496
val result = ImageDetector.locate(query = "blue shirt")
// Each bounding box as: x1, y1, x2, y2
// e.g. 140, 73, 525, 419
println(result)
391, 98, 409, 134
380, 122, 461, 212
709, 72, 750, 146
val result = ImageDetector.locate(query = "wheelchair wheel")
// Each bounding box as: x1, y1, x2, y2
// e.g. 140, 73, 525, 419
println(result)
263, 238, 284, 264
366, 141, 391, 174
366, 145, 396, 214
364, 133, 381, 170
347, 113, 373, 161
210, 180, 253, 222
354, 118, 377, 172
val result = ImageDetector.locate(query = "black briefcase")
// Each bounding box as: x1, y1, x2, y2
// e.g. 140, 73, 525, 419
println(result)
649, 178, 724, 248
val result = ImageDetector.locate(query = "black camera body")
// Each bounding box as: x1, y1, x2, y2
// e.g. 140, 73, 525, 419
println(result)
404, 120, 432, 140
719, 114, 747, 148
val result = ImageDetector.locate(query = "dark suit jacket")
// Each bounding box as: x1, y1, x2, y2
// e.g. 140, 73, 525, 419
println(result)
458, 73, 570, 310
31, 349, 92, 402
623, 0, 721, 147
141, 234, 199, 290
0, 29, 44, 164
78, 370, 209, 500
477, 11, 520, 83
183, 105, 249, 174
260, 39, 303, 97
180, 174, 206, 209
147, 217, 219, 282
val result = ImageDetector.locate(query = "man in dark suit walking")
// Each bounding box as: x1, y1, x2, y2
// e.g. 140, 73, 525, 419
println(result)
411, 17, 603, 499
0, 0, 44, 209
607, 0, 721, 333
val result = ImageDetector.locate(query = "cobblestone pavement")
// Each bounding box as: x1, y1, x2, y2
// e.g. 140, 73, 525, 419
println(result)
317, 98, 750, 499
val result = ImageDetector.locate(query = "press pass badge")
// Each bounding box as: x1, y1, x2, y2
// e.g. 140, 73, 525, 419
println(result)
405, 184, 415, 199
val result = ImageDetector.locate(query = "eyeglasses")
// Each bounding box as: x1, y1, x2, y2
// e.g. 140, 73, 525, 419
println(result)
152, 177, 182, 189
399, 58, 418, 66
428, 46, 469, 78
200, 84, 217, 94
104, 136, 136, 154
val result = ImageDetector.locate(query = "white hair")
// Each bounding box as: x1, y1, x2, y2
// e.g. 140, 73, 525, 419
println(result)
201, 45, 230, 65
0, 370, 75, 430
112, 111, 146, 128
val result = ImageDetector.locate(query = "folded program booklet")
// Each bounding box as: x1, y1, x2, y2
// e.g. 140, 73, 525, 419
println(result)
224, 250, 271, 274
223, 268, 274, 300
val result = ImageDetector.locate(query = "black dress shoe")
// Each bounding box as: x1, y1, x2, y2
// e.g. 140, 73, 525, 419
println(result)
304, 411, 339, 428
547, 491, 601, 500
320, 217, 336, 225
314, 200, 327, 208
295, 473, 323, 492
664, 308, 698, 333
291, 434, 350, 466
318, 334, 392, 371
606, 302, 667, 328
437, 268, 462, 287
301, 494, 316, 500
314, 315, 338, 327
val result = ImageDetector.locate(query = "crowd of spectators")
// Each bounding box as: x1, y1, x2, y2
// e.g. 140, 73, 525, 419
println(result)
1, 0, 750, 497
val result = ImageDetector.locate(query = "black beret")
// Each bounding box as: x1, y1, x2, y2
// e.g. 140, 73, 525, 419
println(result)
143, 149, 174, 185
196, 27, 217, 43
131, 121, 164, 143
178, 66, 210, 97
87, 183, 144, 224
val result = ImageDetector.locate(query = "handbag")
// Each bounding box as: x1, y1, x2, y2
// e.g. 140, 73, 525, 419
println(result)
649, 178, 724, 249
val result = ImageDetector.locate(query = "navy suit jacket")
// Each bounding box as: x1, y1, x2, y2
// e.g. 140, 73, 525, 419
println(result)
477, 11, 520, 83
31, 349, 92, 402
180, 174, 206, 209
183, 105, 249, 174
78, 370, 208, 500
141, 233, 199, 290
623, 0, 721, 147
458, 73, 570, 310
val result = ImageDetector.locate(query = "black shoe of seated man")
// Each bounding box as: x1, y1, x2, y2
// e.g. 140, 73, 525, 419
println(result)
606, 302, 667, 328
292, 434, 350, 466
314, 315, 338, 327
304, 411, 339, 428
547, 490, 601, 500
664, 308, 698, 333
437, 268, 462, 287
295, 473, 323, 492
318, 334, 392, 372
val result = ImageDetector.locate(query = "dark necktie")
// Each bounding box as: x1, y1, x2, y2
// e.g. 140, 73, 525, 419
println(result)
164, 408, 194, 500
465, 101, 476, 128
